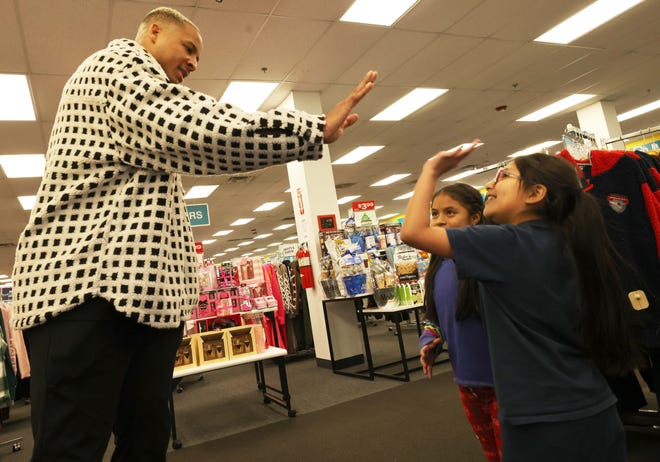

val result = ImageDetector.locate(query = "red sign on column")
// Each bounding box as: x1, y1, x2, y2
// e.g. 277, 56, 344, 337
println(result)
194, 241, 204, 254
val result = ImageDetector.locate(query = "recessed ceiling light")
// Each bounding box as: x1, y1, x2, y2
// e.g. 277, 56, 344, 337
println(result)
517, 94, 595, 122
340, 0, 418, 26
220, 81, 278, 112
0, 154, 45, 178
183, 185, 219, 200
253, 201, 284, 212
617, 99, 660, 122
371, 88, 448, 121
0, 74, 36, 121
508, 141, 562, 158
18, 195, 37, 210
273, 223, 295, 231
534, 0, 645, 45
371, 174, 411, 186
333, 146, 384, 165
213, 229, 234, 237
337, 195, 361, 205
394, 192, 413, 200
230, 218, 255, 226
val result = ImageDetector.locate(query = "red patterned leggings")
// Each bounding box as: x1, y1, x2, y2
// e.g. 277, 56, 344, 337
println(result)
458, 385, 502, 462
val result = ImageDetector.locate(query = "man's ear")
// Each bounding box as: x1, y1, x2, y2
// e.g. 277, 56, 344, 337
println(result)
469, 213, 481, 226
525, 184, 547, 205
148, 23, 161, 44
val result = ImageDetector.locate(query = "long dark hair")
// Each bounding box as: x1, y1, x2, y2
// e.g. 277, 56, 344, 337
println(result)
423, 183, 484, 327
514, 153, 642, 375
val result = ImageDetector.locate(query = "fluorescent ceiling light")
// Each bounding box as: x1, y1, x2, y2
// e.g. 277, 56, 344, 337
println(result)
0, 154, 45, 178
517, 94, 595, 122
183, 185, 218, 200
267, 242, 282, 247
273, 223, 295, 230
230, 218, 255, 226
394, 192, 413, 200
241, 253, 254, 257
333, 146, 384, 165
284, 188, 291, 193
534, 0, 645, 45
337, 195, 361, 205
617, 99, 660, 122
508, 140, 562, 158
219, 81, 278, 112
442, 170, 479, 182
254, 233, 273, 239
371, 174, 411, 186
284, 236, 298, 241
18, 195, 37, 210
254, 247, 267, 252
379, 213, 399, 220
253, 201, 284, 212
213, 229, 234, 237
340, 0, 418, 26
375, 205, 384, 209
225, 247, 239, 252
371, 88, 448, 121
0, 74, 36, 121
201, 239, 216, 245
0, 275, 8, 279
213, 253, 226, 257
238, 241, 254, 247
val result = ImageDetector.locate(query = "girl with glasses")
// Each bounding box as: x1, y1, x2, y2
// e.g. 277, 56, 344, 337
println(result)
401, 142, 641, 462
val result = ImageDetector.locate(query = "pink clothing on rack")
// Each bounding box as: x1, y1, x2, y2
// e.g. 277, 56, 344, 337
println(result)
1, 305, 30, 378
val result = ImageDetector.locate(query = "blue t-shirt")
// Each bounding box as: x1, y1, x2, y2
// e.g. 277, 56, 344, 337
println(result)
446, 220, 616, 425
418, 259, 493, 387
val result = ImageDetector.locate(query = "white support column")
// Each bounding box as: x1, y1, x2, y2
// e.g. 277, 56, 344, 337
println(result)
280, 92, 363, 365
576, 101, 625, 150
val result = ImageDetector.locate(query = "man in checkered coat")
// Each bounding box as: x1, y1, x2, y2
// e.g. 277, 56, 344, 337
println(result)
12, 7, 376, 461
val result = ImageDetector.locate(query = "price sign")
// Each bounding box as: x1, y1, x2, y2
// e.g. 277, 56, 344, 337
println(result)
352, 200, 375, 212
352, 200, 378, 228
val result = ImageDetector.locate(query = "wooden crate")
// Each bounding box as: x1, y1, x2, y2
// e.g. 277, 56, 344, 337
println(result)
174, 336, 199, 372
197, 331, 230, 365
225, 326, 257, 359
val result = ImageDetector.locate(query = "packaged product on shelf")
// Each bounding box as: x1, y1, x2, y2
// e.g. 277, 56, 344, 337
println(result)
369, 253, 398, 308
319, 254, 342, 299
198, 260, 218, 292
339, 250, 368, 296
393, 244, 419, 282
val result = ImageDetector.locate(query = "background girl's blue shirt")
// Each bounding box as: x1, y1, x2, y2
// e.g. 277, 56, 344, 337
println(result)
445, 220, 616, 425
418, 259, 494, 387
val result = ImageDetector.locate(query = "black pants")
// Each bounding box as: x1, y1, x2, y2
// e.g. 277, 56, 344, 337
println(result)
500, 405, 625, 462
24, 297, 183, 462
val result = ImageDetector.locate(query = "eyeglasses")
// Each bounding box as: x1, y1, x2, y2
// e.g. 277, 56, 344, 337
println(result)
493, 167, 523, 185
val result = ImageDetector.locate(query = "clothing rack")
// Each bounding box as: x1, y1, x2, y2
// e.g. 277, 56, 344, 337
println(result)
604, 124, 660, 146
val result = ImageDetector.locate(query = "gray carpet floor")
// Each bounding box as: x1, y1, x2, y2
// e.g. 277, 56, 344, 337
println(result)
1, 318, 659, 461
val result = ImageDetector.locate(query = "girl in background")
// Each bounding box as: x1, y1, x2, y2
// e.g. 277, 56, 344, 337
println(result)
402, 143, 640, 462
419, 183, 501, 462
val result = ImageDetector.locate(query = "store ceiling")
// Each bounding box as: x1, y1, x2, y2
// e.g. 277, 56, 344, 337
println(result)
1, 0, 660, 278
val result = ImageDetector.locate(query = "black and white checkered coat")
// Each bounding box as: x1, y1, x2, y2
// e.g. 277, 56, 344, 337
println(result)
11, 39, 325, 329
